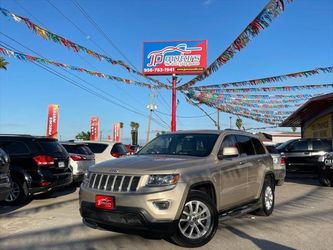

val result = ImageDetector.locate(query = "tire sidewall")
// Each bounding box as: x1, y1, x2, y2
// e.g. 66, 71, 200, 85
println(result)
171, 191, 218, 248
261, 177, 275, 216
5, 177, 28, 205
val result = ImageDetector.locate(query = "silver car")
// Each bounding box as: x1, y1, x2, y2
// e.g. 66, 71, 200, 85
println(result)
265, 144, 286, 185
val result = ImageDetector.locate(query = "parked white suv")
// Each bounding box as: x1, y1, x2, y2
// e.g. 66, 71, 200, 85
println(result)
77, 141, 128, 163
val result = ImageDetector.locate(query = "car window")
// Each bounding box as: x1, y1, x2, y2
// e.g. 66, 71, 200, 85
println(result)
235, 135, 255, 157
85, 143, 108, 153
219, 135, 238, 158
62, 144, 94, 155
251, 138, 266, 155
0, 141, 30, 155
138, 133, 219, 157
111, 143, 128, 155
312, 139, 332, 151
265, 145, 279, 154
288, 140, 308, 152
38, 140, 67, 155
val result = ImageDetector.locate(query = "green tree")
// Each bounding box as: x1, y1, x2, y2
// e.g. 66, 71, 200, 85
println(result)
75, 131, 91, 140
130, 122, 139, 145
236, 117, 243, 130
0, 57, 8, 70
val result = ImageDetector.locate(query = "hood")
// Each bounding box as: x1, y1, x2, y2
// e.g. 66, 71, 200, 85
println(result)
89, 154, 209, 174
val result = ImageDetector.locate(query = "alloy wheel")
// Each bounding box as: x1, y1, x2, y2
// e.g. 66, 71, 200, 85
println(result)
5, 181, 20, 202
264, 186, 273, 210
178, 200, 212, 239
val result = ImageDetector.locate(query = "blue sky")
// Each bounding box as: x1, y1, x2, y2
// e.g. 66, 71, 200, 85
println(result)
0, 0, 332, 144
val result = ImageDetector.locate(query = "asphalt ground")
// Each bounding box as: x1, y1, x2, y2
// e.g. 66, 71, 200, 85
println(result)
0, 177, 332, 250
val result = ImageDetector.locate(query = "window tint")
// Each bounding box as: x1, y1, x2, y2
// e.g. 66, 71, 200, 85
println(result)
111, 143, 128, 155
265, 145, 279, 154
0, 141, 30, 155
62, 144, 94, 155
251, 138, 266, 155
312, 139, 332, 151
38, 140, 66, 153
235, 135, 255, 156
288, 140, 308, 151
85, 143, 108, 153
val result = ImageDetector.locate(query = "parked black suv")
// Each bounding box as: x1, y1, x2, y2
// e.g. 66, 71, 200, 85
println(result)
0, 148, 11, 201
277, 138, 333, 173
0, 135, 72, 204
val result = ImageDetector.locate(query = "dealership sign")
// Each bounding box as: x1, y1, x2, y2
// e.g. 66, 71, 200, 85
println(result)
46, 104, 59, 139
143, 40, 207, 75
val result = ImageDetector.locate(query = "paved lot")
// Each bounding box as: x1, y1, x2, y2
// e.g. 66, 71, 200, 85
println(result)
1, 178, 333, 250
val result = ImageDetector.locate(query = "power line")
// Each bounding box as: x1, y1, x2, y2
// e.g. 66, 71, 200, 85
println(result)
156, 110, 217, 119
0, 38, 169, 130
71, 0, 171, 127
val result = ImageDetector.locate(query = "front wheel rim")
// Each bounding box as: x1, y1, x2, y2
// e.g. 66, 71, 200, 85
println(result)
178, 200, 212, 239
5, 181, 20, 202
264, 186, 273, 210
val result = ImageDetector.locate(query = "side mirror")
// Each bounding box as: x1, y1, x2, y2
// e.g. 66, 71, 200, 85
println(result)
218, 147, 239, 160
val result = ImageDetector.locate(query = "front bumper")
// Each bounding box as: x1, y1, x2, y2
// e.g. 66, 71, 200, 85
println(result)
79, 182, 187, 223
80, 201, 177, 236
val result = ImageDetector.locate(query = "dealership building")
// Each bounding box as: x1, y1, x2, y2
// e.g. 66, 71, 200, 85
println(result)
280, 92, 333, 138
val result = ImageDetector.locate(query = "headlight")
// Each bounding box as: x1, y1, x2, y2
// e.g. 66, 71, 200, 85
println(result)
82, 171, 90, 186
147, 174, 179, 186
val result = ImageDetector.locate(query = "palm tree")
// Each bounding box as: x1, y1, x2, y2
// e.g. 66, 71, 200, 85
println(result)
236, 117, 243, 130
75, 131, 91, 140
119, 122, 124, 141
130, 122, 139, 145
0, 57, 8, 70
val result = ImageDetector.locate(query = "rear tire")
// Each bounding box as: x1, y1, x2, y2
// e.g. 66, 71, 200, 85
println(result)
318, 176, 332, 187
169, 191, 218, 248
254, 175, 275, 216
5, 177, 28, 205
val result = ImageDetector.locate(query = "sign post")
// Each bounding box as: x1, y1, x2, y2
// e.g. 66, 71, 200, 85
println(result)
171, 74, 177, 132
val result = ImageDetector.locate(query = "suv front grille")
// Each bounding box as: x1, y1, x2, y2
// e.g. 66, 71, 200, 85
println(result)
88, 173, 140, 192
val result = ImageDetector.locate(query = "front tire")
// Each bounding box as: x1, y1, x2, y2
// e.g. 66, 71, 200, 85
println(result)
318, 176, 332, 187
254, 175, 275, 216
169, 191, 218, 248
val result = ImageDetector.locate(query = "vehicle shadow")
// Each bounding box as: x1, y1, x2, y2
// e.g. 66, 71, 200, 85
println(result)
285, 173, 320, 187
34, 185, 77, 200
0, 199, 32, 215
226, 226, 296, 250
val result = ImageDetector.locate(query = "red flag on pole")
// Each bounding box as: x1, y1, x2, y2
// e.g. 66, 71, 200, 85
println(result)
46, 104, 59, 139
90, 117, 99, 141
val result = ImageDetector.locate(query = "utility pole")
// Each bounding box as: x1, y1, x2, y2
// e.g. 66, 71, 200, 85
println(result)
229, 116, 232, 129
146, 91, 157, 143
99, 130, 103, 141
217, 110, 220, 130
171, 74, 177, 132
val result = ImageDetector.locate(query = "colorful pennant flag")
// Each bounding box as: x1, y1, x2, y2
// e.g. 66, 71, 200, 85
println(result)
0, 47, 168, 89
177, 0, 294, 90
0, 7, 170, 89
191, 66, 333, 90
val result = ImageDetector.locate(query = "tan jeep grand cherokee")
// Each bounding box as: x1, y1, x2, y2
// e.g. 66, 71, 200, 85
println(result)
79, 130, 275, 247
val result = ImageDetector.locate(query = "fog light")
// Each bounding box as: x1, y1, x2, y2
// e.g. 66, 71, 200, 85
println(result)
153, 201, 171, 210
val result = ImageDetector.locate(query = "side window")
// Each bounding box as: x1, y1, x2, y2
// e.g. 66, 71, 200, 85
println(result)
312, 140, 332, 151
111, 144, 127, 155
251, 138, 266, 155
288, 140, 308, 152
219, 135, 238, 158
235, 135, 255, 157
86, 143, 108, 153
0, 141, 30, 155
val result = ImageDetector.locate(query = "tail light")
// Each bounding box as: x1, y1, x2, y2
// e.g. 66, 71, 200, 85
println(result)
33, 155, 54, 166
111, 152, 122, 158
280, 155, 286, 166
70, 154, 87, 161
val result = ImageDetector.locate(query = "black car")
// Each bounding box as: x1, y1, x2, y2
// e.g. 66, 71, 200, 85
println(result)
277, 138, 333, 173
0, 148, 11, 201
318, 152, 333, 187
0, 135, 72, 204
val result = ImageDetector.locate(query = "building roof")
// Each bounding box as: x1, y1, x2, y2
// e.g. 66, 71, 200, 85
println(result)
280, 92, 333, 127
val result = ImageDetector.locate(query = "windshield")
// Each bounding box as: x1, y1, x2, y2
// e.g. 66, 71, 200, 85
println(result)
138, 133, 219, 157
